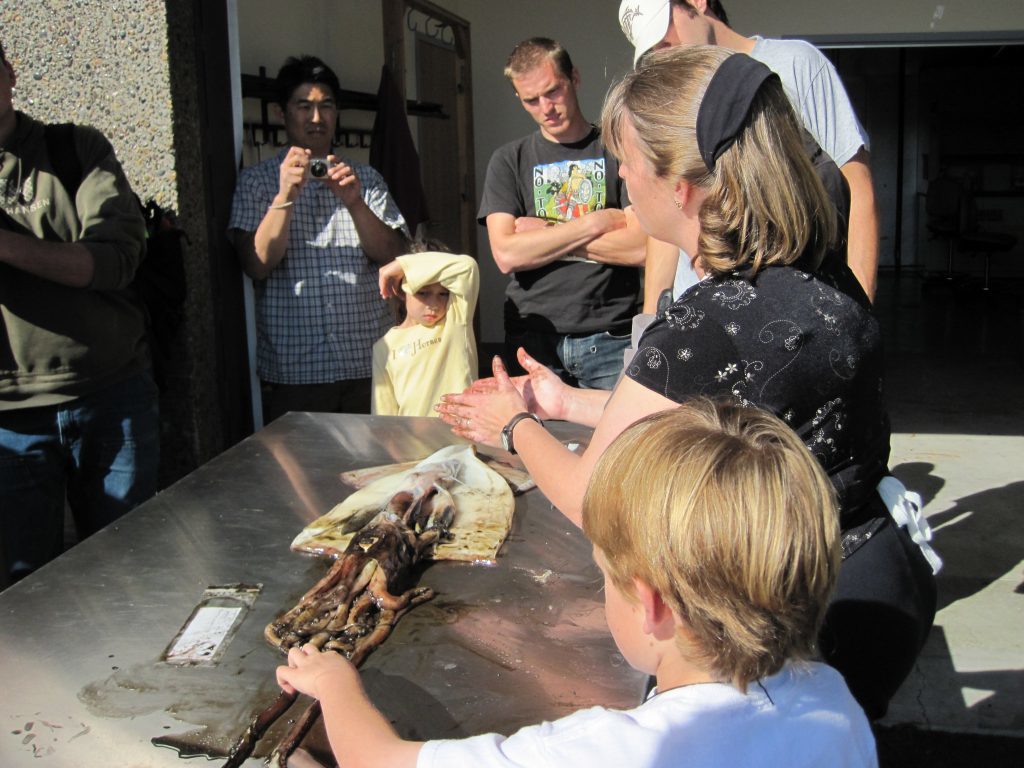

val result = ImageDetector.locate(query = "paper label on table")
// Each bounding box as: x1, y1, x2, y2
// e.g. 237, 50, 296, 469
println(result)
166, 606, 242, 663
162, 584, 261, 666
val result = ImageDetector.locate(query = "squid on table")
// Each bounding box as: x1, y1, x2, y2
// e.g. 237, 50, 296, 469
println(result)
222, 445, 516, 767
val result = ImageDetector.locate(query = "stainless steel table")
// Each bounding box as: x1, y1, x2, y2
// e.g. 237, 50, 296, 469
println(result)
0, 414, 645, 766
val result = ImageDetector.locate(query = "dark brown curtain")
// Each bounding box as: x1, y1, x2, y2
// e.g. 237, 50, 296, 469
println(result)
370, 65, 429, 235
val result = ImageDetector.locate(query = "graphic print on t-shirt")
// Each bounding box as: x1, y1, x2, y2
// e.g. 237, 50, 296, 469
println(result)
532, 159, 607, 222
392, 333, 442, 361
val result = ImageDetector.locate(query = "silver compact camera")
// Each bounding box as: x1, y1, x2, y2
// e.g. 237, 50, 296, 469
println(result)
307, 157, 334, 179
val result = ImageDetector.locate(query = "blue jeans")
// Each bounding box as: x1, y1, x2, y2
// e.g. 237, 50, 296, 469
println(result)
505, 328, 631, 390
0, 371, 160, 582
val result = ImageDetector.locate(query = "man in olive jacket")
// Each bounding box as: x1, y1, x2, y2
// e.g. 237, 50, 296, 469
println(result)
0, 40, 158, 585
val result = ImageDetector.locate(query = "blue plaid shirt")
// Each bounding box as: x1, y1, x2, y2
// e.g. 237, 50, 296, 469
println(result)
229, 151, 406, 383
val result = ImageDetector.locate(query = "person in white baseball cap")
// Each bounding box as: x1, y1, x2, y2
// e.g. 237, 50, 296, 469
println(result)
619, 0, 730, 65
617, 0, 880, 304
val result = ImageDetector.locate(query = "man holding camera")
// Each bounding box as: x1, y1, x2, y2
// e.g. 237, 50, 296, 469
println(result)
229, 55, 408, 422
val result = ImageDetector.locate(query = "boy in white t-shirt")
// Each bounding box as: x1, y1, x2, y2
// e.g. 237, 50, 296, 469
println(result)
371, 248, 479, 417
276, 399, 877, 768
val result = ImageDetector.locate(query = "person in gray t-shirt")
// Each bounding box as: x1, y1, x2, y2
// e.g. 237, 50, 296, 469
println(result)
619, 0, 879, 302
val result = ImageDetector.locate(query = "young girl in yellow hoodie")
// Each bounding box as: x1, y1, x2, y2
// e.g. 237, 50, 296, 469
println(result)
371, 249, 479, 417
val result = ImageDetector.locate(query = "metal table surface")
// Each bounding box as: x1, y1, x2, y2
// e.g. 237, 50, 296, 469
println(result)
0, 414, 646, 767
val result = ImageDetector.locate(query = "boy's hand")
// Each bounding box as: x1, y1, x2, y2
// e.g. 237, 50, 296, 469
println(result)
278, 647, 423, 768
378, 260, 408, 299
276, 644, 361, 700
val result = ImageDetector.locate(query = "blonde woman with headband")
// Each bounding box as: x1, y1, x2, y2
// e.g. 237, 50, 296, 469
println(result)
440, 45, 935, 721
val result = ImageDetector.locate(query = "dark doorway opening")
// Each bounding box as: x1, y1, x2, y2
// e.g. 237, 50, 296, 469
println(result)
820, 43, 1024, 281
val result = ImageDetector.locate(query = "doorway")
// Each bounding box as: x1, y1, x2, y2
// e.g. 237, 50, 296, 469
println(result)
416, 35, 464, 251
823, 43, 1024, 278
409, 4, 477, 256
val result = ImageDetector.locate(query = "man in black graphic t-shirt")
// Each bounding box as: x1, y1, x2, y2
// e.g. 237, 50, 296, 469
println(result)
477, 37, 644, 389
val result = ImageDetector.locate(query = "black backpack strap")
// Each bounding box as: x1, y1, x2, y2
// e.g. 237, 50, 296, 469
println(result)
43, 123, 84, 200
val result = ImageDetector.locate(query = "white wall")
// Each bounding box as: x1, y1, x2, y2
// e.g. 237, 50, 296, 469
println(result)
236, 0, 388, 168
236, 0, 384, 94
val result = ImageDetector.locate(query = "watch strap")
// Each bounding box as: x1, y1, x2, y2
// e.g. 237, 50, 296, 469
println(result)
502, 412, 543, 455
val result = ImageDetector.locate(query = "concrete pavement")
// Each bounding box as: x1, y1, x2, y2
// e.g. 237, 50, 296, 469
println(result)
874, 273, 1024, 766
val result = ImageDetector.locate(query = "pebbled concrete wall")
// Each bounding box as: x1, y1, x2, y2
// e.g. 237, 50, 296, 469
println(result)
2, 0, 178, 209
1, 0, 232, 485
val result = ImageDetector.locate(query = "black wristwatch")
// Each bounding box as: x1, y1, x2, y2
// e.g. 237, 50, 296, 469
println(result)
500, 412, 543, 455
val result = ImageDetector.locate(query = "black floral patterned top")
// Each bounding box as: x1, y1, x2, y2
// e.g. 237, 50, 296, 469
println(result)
626, 261, 889, 529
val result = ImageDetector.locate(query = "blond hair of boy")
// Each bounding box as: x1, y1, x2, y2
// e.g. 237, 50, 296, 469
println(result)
584, 398, 840, 691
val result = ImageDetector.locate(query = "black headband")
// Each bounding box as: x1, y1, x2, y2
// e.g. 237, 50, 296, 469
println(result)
695, 54, 778, 171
